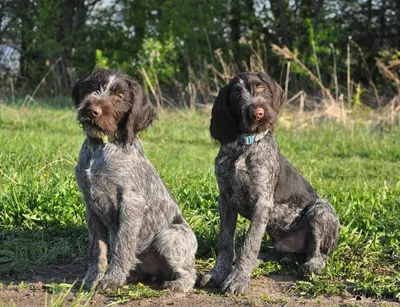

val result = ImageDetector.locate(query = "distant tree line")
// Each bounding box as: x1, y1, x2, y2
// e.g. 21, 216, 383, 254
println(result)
0, 0, 399, 102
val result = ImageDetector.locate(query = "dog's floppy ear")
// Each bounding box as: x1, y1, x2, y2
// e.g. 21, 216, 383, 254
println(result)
257, 72, 286, 114
72, 80, 81, 108
210, 85, 241, 144
125, 79, 157, 144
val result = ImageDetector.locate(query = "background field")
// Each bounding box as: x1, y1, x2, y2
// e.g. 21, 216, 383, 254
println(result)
0, 101, 399, 305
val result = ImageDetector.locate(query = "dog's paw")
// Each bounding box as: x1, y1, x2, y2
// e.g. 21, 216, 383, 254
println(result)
198, 268, 230, 289
298, 258, 325, 279
260, 248, 284, 262
97, 277, 125, 291
281, 254, 297, 265
97, 269, 127, 291
163, 280, 192, 293
82, 270, 103, 290
220, 270, 250, 295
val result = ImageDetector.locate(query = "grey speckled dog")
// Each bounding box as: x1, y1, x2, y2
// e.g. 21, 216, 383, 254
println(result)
72, 69, 197, 292
199, 72, 339, 295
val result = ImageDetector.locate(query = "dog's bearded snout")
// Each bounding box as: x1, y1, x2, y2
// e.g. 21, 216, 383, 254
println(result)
78, 100, 103, 121
242, 102, 267, 131
76, 96, 120, 138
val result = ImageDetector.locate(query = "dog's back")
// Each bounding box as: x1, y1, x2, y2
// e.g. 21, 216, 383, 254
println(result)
274, 155, 318, 208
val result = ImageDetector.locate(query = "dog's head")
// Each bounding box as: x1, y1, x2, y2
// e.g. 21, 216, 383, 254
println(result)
210, 72, 286, 144
72, 69, 156, 144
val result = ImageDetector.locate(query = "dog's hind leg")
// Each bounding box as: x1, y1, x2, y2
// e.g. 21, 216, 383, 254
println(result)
298, 199, 339, 278
153, 219, 198, 293
273, 199, 339, 278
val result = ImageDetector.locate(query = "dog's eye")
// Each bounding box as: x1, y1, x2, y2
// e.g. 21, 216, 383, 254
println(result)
117, 93, 124, 99
255, 85, 265, 93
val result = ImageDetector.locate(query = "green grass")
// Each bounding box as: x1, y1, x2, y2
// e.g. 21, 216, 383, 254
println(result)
0, 100, 399, 302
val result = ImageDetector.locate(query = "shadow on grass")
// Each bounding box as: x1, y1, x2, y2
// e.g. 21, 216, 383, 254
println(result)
0, 226, 87, 284
0, 224, 301, 297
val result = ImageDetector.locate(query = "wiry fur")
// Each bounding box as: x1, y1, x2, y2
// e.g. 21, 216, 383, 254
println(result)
199, 72, 339, 295
73, 69, 197, 292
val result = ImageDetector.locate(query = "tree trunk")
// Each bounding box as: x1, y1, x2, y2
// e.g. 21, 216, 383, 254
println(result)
275, 0, 290, 47
379, 0, 386, 46
20, 1, 34, 80
230, 0, 241, 48
396, 0, 400, 49
62, 0, 74, 61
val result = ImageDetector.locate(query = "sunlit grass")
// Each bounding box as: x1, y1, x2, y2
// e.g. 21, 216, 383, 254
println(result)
0, 101, 399, 302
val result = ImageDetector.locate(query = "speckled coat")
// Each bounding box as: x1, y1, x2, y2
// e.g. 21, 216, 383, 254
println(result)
72, 69, 197, 292
199, 72, 340, 295
75, 137, 197, 292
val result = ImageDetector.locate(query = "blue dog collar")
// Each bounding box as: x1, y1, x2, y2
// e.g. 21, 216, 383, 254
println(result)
239, 131, 270, 146
239, 135, 255, 145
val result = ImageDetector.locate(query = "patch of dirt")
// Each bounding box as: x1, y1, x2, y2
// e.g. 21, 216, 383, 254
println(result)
0, 264, 397, 306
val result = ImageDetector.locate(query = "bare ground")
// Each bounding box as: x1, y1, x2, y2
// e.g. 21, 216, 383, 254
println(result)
0, 264, 397, 306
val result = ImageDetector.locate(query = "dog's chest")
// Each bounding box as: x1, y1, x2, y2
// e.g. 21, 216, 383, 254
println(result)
75, 145, 127, 214
215, 153, 255, 218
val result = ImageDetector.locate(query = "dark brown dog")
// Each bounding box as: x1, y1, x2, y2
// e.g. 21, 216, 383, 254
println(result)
199, 72, 339, 294
73, 69, 155, 143
210, 72, 285, 144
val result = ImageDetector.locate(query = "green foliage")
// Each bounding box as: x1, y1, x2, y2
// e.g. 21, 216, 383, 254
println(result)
95, 49, 110, 69
352, 83, 363, 107
3, 0, 400, 100
290, 17, 341, 84
44, 281, 98, 306
18, 0, 64, 84
44, 282, 76, 294
294, 278, 346, 298
106, 284, 167, 304
136, 34, 182, 86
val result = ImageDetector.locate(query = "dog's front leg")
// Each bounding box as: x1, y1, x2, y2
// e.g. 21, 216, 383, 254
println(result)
221, 197, 272, 295
199, 194, 238, 288
98, 194, 144, 290
83, 206, 108, 290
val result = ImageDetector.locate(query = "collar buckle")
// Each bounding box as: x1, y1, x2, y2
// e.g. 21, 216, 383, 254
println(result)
101, 134, 119, 144
239, 130, 270, 146
240, 135, 254, 146
101, 135, 109, 144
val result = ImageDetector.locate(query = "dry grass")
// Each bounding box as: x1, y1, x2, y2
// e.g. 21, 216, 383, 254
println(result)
137, 41, 399, 131
1, 41, 399, 130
